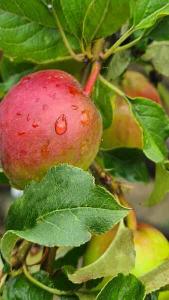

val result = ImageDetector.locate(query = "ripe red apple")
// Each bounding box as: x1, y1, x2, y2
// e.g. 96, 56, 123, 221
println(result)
0, 70, 102, 188
84, 223, 169, 285
102, 71, 162, 150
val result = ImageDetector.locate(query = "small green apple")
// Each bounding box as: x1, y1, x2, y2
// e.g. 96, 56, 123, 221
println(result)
83, 223, 169, 288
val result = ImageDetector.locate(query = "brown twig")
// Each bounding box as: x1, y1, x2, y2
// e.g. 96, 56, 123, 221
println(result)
91, 161, 138, 230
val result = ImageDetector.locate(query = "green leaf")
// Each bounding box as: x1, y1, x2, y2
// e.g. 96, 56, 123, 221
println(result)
54, 0, 91, 39
0, 0, 80, 64
128, 98, 169, 163
133, 0, 169, 31
54, 245, 86, 270
107, 51, 131, 81
150, 16, 169, 41
83, 0, 130, 44
2, 271, 53, 300
0, 0, 55, 27
102, 148, 149, 183
93, 79, 113, 129
1, 165, 128, 263
146, 163, 169, 206
141, 259, 169, 294
68, 222, 135, 284
96, 273, 145, 300
143, 41, 169, 77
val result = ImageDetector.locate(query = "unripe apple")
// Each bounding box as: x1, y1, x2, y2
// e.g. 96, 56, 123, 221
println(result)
102, 71, 162, 150
158, 291, 169, 300
83, 223, 169, 285
0, 70, 102, 188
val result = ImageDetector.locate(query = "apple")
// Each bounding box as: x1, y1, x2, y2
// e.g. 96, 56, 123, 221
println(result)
102, 71, 162, 150
122, 71, 161, 105
158, 291, 169, 300
0, 70, 102, 188
83, 223, 169, 286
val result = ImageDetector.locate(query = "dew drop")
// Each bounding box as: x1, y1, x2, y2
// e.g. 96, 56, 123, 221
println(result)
81, 110, 90, 126
32, 122, 39, 128
16, 112, 22, 116
27, 114, 31, 121
72, 105, 78, 110
18, 132, 26, 136
55, 114, 67, 135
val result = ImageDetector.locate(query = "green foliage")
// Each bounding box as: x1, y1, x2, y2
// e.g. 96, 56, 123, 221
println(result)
96, 274, 145, 300
68, 223, 135, 284
147, 163, 169, 206
1, 165, 128, 263
128, 98, 169, 163
143, 41, 169, 77
0, 0, 80, 63
102, 148, 150, 182
132, 0, 169, 31
1, 0, 169, 298
141, 259, 169, 294
93, 79, 113, 129
2, 272, 53, 300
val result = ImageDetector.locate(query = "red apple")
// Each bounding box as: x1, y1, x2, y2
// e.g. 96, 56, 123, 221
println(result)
102, 71, 162, 150
0, 70, 102, 188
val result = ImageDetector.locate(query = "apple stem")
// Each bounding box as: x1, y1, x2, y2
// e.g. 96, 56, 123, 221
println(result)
83, 61, 101, 96
102, 27, 134, 60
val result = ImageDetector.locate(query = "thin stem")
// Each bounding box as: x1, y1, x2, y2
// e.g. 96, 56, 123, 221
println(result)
11, 241, 32, 268
43, 247, 57, 275
99, 74, 125, 98
102, 27, 134, 60
23, 265, 71, 296
52, 8, 84, 62
83, 61, 101, 96
113, 34, 143, 54
91, 162, 138, 231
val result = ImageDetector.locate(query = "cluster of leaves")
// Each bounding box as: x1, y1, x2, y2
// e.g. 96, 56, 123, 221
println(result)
1, 0, 169, 299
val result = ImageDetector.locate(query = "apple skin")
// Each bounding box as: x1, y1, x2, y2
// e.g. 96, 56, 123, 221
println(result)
158, 291, 169, 300
102, 71, 162, 150
0, 70, 102, 189
83, 223, 169, 285
102, 96, 143, 149
122, 71, 161, 105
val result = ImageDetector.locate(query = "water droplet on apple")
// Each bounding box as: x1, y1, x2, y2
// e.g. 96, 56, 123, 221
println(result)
18, 132, 26, 136
27, 114, 31, 121
72, 105, 78, 110
32, 122, 39, 128
55, 114, 67, 135
81, 110, 90, 126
